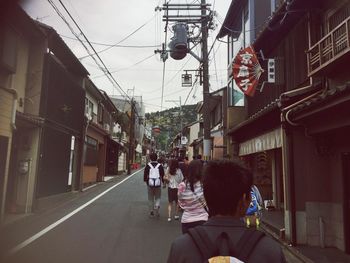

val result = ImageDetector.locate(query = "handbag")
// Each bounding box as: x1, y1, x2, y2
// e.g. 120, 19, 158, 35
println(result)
163, 173, 170, 183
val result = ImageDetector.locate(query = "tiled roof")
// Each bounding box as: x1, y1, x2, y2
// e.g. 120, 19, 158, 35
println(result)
226, 99, 280, 135
289, 82, 350, 116
16, 111, 44, 126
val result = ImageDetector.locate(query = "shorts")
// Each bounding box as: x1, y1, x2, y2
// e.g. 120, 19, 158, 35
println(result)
168, 187, 178, 203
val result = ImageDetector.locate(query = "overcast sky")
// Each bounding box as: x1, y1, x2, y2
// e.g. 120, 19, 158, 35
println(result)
21, 0, 231, 113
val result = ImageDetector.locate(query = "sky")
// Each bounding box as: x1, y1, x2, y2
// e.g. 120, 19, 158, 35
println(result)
21, 0, 231, 113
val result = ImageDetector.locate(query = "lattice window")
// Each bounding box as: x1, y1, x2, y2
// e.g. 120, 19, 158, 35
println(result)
328, 2, 350, 32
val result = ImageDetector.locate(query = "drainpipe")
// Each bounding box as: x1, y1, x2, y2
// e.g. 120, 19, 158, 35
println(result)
280, 112, 297, 245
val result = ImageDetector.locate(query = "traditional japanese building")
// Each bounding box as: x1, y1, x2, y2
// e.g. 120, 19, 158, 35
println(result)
219, 0, 350, 254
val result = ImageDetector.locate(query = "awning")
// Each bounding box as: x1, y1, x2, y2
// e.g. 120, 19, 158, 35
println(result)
239, 127, 281, 156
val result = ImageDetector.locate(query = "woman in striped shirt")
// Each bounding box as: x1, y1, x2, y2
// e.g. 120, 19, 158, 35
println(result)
177, 159, 209, 234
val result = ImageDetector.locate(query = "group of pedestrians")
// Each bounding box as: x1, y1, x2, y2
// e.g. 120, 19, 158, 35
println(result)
143, 154, 208, 228
143, 153, 286, 262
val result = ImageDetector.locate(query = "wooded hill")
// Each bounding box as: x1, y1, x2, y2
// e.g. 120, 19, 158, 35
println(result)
145, 104, 197, 151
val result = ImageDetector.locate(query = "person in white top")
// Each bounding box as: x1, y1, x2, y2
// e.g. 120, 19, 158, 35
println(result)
164, 159, 183, 222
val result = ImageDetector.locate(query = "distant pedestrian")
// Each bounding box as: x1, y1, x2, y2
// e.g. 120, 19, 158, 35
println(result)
196, 154, 205, 164
167, 159, 286, 263
178, 156, 188, 179
144, 152, 164, 218
245, 184, 264, 227
164, 159, 183, 222
177, 160, 208, 234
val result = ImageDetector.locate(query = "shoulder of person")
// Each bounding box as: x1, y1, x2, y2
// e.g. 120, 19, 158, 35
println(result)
168, 233, 200, 262
248, 234, 286, 262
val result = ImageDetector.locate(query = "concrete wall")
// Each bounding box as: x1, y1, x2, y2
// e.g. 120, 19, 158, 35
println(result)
292, 127, 349, 250
0, 88, 13, 219
0, 89, 13, 137
212, 137, 224, 159
14, 128, 40, 213
24, 40, 45, 115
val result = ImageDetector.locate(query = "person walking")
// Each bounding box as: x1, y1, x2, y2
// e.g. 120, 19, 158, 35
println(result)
143, 152, 164, 218
177, 159, 208, 234
164, 159, 183, 222
245, 184, 264, 228
167, 159, 286, 263
178, 156, 188, 179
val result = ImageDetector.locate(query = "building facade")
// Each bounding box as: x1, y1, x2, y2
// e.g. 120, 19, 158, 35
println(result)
219, 0, 350, 254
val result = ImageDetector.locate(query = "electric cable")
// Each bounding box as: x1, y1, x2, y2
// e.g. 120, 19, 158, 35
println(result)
49, 0, 144, 120
60, 34, 160, 48
92, 53, 156, 79
79, 14, 156, 59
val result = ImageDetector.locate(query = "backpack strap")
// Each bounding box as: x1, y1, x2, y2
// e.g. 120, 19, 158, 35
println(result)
188, 227, 215, 260
236, 229, 265, 261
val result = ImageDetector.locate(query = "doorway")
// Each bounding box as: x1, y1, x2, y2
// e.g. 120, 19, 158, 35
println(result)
342, 152, 350, 254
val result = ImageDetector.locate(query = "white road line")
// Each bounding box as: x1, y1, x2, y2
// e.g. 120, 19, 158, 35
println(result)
8, 170, 141, 256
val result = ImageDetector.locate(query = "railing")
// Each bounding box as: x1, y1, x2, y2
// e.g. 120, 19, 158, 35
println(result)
307, 16, 350, 76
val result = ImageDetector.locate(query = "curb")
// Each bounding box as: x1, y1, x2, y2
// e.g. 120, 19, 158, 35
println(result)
260, 223, 314, 263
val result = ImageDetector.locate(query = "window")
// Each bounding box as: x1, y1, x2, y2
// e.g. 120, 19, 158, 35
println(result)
328, 2, 350, 32
98, 104, 104, 124
85, 98, 94, 118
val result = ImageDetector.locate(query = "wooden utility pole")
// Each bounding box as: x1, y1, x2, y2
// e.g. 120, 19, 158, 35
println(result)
160, 0, 211, 159
201, 0, 211, 160
127, 99, 135, 175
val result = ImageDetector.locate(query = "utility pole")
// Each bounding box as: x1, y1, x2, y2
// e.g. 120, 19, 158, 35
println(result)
127, 99, 135, 175
159, 0, 211, 159
201, 0, 211, 160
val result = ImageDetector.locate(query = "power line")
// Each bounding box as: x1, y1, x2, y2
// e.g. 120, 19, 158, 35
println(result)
79, 14, 156, 59
48, 0, 134, 110
60, 34, 161, 48
92, 53, 155, 79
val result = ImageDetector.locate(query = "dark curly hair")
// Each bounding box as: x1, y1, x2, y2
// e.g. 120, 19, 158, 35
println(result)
202, 159, 253, 216
185, 159, 203, 192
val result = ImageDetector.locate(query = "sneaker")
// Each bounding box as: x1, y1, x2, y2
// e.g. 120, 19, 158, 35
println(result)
174, 215, 179, 220
149, 211, 154, 217
167, 217, 172, 222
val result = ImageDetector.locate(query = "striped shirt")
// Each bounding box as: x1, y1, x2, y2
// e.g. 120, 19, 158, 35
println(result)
178, 181, 209, 223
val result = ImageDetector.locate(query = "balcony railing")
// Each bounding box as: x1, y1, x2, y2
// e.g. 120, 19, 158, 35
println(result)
307, 16, 350, 76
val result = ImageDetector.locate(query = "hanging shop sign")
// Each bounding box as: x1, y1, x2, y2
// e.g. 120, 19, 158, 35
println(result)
232, 46, 263, 97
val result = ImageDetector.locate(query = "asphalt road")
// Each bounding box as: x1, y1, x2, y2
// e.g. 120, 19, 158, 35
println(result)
1, 170, 182, 263
0, 169, 303, 263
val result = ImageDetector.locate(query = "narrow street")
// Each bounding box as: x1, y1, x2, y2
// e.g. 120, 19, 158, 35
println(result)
1, 170, 181, 263
0, 169, 302, 263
